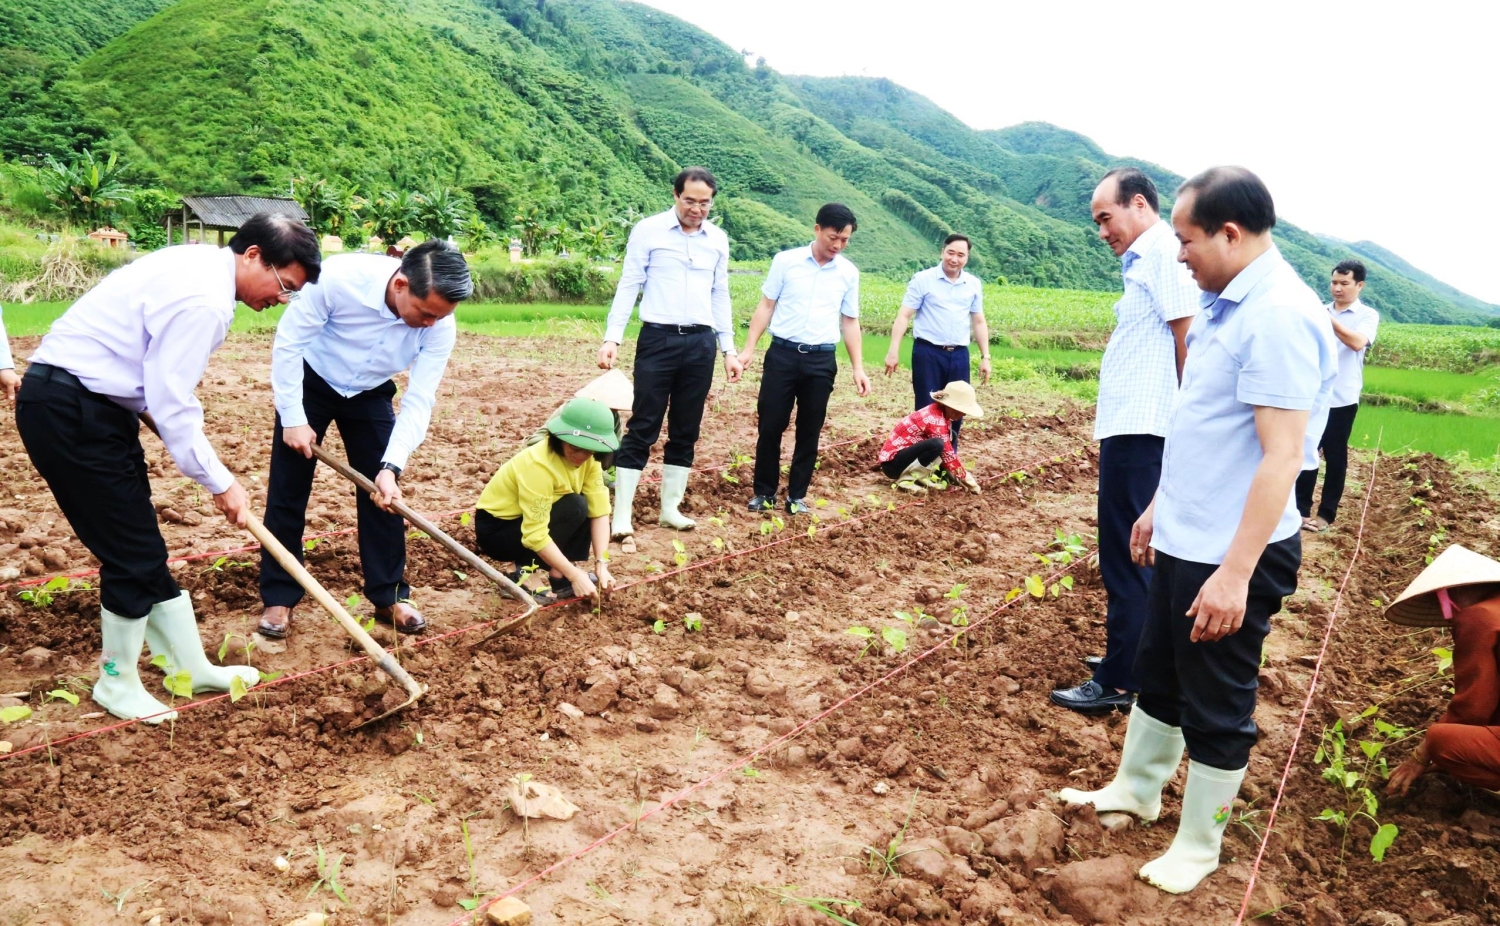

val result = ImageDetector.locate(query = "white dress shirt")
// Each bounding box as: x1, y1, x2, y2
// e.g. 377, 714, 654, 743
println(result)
902, 265, 984, 346
1328, 300, 1379, 407
604, 208, 735, 352
1093, 221, 1200, 441
0, 305, 14, 370
29, 245, 239, 494
272, 253, 456, 471
762, 245, 860, 346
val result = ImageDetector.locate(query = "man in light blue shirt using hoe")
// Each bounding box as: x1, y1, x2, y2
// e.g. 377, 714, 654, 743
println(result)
1053, 167, 1199, 716
739, 203, 871, 514
883, 234, 991, 452
1061, 167, 1336, 897
258, 240, 473, 642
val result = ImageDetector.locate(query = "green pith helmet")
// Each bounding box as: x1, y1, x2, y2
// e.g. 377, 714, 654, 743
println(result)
545, 397, 620, 454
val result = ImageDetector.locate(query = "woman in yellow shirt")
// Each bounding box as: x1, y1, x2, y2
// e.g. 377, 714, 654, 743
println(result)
476, 398, 617, 604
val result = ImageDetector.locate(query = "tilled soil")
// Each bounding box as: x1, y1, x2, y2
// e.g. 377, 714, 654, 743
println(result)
0, 330, 1496, 926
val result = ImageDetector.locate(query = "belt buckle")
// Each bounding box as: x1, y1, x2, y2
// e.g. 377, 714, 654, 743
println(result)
797, 342, 812, 354
677, 324, 691, 335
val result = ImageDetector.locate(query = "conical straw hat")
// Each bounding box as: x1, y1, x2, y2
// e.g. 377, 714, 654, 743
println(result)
930, 380, 984, 418
1385, 544, 1500, 627
575, 369, 634, 411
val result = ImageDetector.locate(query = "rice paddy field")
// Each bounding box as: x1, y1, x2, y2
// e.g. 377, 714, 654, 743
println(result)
7, 277, 1500, 464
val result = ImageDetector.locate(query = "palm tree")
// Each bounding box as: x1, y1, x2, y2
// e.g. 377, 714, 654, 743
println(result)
369, 190, 422, 241
40, 149, 133, 228
417, 187, 466, 240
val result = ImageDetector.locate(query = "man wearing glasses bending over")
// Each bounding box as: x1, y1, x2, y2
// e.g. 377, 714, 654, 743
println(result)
598, 167, 743, 552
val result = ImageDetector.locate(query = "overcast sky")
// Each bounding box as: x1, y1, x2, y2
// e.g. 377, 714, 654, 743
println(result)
638, 0, 1499, 305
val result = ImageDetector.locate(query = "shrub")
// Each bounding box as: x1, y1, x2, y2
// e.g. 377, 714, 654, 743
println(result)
466, 252, 615, 304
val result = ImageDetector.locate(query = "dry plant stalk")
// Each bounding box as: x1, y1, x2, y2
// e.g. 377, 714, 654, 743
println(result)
4, 232, 98, 303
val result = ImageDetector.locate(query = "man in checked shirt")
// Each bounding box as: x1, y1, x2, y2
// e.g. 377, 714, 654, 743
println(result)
1051, 168, 1200, 716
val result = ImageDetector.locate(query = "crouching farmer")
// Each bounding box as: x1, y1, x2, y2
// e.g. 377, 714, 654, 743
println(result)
877, 380, 983, 495
474, 397, 618, 605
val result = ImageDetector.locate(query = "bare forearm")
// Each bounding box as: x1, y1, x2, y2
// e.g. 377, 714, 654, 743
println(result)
535, 541, 581, 580
842, 315, 864, 369
888, 308, 914, 355
1330, 317, 1368, 352
972, 317, 990, 358
743, 298, 777, 352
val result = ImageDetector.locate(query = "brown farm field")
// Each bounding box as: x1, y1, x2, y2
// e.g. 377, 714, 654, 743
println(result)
0, 329, 1496, 926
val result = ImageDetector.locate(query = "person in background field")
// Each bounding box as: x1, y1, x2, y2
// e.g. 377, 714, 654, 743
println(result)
15, 213, 320, 723
1052, 167, 1200, 715
740, 203, 871, 515
0, 304, 18, 402
258, 239, 473, 641
877, 380, 983, 495
1297, 259, 1378, 533
883, 234, 991, 447
519, 369, 633, 486
599, 167, 743, 553
474, 397, 617, 606
1384, 545, 1500, 798
1059, 167, 1337, 895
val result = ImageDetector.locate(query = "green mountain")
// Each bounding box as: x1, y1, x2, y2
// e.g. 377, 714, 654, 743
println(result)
1326, 237, 1499, 317
4, 0, 1492, 323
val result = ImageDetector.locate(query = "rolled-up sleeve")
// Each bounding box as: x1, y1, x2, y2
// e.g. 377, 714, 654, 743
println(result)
1237, 306, 1323, 410
605, 223, 650, 344
141, 302, 234, 494
271, 286, 332, 430
383, 318, 455, 470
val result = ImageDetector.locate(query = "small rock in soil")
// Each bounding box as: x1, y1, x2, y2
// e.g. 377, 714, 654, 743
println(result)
962, 797, 1010, 831
281, 914, 327, 926
557, 702, 584, 720
836, 736, 864, 759
1098, 812, 1134, 832
160, 508, 184, 523
634, 716, 660, 733
938, 825, 985, 857
182, 510, 203, 526
687, 650, 716, 670
20, 646, 53, 669
575, 670, 619, 715
250, 632, 287, 655
872, 781, 891, 795
0, 566, 19, 582
486, 897, 532, 925
316, 696, 358, 731
895, 838, 951, 886
986, 808, 1065, 874
1354, 914, 1408, 926
648, 684, 680, 720
877, 743, 913, 776
39, 548, 68, 570
743, 669, 782, 698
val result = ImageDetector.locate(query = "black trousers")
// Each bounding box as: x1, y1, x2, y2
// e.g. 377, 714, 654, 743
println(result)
1296, 402, 1359, 523
1135, 535, 1301, 770
15, 369, 179, 618
260, 363, 408, 609
474, 496, 590, 569
1093, 434, 1165, 692
754, 342, 837, 500
880, 438, 944, 479
616, 325, 717, 471
912, 339, 970, 448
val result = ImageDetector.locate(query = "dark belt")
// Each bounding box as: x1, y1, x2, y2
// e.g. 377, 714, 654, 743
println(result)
642, 321, 712, 334
771, 336, 837, 353
916, 337, 966, 352
24, 362, 86, 391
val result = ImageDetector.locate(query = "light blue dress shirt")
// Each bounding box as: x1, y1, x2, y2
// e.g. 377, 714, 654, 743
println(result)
1328, 300, 1379, 407
1093, 221, 1201, 440
272, 253, 456, 471
604, 208, 735, 353
902, 265, 983, 346
762, 245, 859, 346
1152, 247, 1338, 565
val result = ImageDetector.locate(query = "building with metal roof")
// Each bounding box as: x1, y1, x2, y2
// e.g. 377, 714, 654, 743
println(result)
165, 196, 310, 246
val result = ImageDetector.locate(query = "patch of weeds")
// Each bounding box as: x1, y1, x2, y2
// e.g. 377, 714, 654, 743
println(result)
859, 793, 918, 879
761, 886, 861, 926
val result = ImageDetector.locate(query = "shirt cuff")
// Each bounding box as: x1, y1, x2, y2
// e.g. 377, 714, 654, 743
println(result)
718, 332, 736, 353
277, 404, 310, 430
603, 325, 627, 345
202, 459, 236, 496
381, 445, 412, 472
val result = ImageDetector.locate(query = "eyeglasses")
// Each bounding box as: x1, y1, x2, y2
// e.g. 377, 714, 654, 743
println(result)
679, 197, 713, 210
271, 265, 295, 299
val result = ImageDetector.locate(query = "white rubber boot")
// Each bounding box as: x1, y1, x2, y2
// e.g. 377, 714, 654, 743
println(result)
144, 591, 260, 693
612, 467, 642, 542
95, 608, 177, 724
1139, 760, 1247, 894
1058, 706, 1185, 821
659, 465, 696, 531
894, 460, 936, 495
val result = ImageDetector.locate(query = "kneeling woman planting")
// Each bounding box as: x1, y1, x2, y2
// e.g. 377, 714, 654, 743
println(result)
475, 397, 617, 605
876, 380, 984, 495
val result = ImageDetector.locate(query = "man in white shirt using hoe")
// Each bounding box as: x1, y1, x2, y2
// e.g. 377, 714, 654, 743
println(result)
1052, 167, 1200, 715
740, 203, 871, 514
16, 213, 320, 723
1296, 259, 1378, 533
257, 239, 473, 641
883, 233, 991, 456
599, 167, 742, 552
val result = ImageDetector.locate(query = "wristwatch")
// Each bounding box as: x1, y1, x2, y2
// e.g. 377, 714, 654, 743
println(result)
379, 462, 402, 479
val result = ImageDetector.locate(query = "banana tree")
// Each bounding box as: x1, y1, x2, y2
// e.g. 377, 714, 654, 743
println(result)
40, 149, 133, 228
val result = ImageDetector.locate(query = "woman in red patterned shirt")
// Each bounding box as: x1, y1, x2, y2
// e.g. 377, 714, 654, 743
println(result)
878, 380, 983, 495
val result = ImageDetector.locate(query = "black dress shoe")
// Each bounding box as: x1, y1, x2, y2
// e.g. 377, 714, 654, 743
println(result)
1081, 655, 1103, 669
1049, 679, 1135, 715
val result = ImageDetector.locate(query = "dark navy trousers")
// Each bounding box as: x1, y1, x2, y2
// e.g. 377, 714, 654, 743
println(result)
1093, 434, 1165, 692
911, 338, 970, 449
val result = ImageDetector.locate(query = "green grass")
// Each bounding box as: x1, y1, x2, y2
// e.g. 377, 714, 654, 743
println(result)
1351, 406, 1500, 465
1362, 366, 1500, 405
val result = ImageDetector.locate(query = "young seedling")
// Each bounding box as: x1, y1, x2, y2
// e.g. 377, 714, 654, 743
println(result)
457, 812, 488, 912
683, 613, 703, 632
460, 511, 473, 527
860, 793, 918, 879
200, 555, 252, 575
671, 539, 689, 568
652, 619, 666, 634
1312, 709, 1408, 868
307, 842, 350, 905
761, 887, 861, 926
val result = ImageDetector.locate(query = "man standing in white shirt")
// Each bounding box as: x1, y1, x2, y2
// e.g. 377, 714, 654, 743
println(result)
739, 203, 871, 514
1052, 168, 1200, 715
16, 213, 319, 723
1296, 260, 1378, 532
257, 239, 472, 640
599, 168, 743, 551
883, 234, 991, 451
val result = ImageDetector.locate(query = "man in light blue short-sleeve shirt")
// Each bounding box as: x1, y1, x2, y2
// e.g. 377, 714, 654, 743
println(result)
1059, 167, 1337, 898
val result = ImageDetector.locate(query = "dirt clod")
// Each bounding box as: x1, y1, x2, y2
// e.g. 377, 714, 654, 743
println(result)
485, 896, 532, 925
986, 808, 1065, 874
877, 743, 912, 776
1049, 855, 1153, 924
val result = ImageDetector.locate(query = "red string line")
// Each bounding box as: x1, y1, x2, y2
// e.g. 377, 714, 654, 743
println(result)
1, 442, 1087, 763
1233, 449, 1381, 925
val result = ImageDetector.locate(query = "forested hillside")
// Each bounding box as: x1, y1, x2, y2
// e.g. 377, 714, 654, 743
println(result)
1, 0, 1492, 321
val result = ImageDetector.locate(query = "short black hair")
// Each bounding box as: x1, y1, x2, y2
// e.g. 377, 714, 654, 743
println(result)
1333, 259, 1367, 283
815, 202, 857, 233
942, 233, 972, 251
1101, 167, 1159, 214
1177, 166, 1276, 235
546, 433, 607, 463
674, 167, 718, 196
229, 213, 321, 283
401, 239, 473, 303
